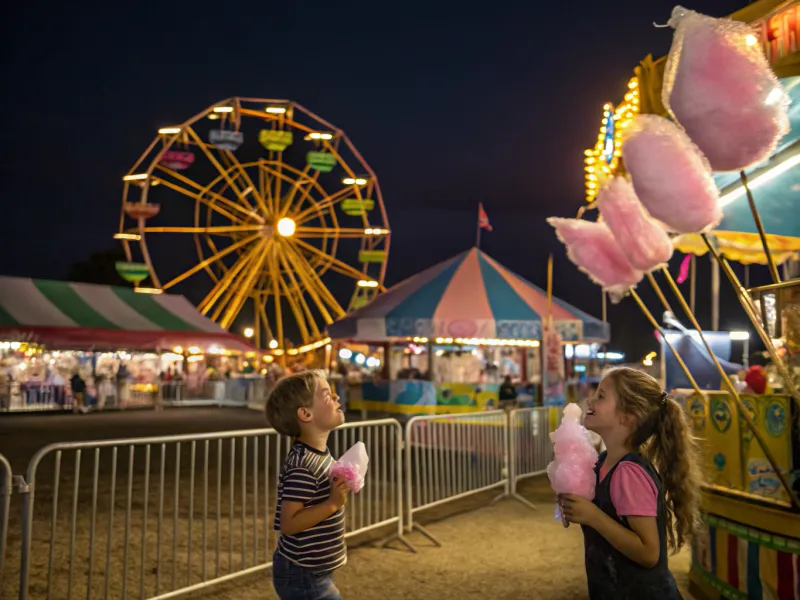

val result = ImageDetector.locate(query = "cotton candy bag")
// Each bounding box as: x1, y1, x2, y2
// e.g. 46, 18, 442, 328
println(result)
622, 115, 722, 234
661, 6, 790, 172
547, 217, 643, 302
596, 177, 674, 271
331, 441, 369, 493
547, 403, 599, 523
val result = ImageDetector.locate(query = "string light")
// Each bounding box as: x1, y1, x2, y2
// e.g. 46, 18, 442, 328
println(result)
583, 76, 640, 202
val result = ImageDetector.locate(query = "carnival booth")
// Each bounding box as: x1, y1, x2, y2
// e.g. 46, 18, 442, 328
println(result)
570, 1, 800, 598
328, 247, 609, 415
0, 276, 256, 411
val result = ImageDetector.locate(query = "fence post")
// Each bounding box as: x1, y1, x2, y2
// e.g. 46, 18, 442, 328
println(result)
15, 473, 34, 600
508, 408, 537, 510
0, 455, 11, 597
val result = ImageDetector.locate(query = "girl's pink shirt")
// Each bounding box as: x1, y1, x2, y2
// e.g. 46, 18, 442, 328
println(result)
598, 461, 658, 517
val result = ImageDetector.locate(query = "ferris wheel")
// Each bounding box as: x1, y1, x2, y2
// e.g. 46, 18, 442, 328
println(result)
116, 97, 390, 354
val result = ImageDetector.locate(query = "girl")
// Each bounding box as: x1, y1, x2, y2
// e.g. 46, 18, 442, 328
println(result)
559, 366, 702, 600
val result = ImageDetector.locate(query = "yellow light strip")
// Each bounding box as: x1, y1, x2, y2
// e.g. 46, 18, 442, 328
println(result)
114, 233, 141, 241
123, 173, 148, 182
429, 337, 540, 347
158, 127, 181, 135
134, 287, 163, 295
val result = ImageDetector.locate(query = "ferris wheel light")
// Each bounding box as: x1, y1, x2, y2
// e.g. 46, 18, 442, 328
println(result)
305, 132, 333, 141
134, 287, 163, 295
357, 280, 379, 288
114, 233, 142, 241
213, 106, 234, 113
265, 106, 287, 114
277, 217, 296, 237
158, 127, 181, 135
243, 327, 254, 339
123, 173, 149, 182
269, 339, 279, 350
343, 177, 368, 186
207, 113, 220, 120
364, 228, 389, 235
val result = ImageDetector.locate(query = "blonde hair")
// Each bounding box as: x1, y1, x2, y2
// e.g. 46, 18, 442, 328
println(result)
265, 370, 327, 437
602, 366, 703, 553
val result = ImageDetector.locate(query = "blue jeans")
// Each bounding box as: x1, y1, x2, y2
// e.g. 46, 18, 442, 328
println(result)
272, 552, 343, 600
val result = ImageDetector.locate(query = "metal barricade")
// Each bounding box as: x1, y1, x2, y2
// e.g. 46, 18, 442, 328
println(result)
508, 407, 562, 508
404, 410, 509, 545
0, 454, 11, 598
14, 418, 408, 599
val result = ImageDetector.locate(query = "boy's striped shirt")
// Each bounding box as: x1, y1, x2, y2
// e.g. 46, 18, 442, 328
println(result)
273, 441, 346, 571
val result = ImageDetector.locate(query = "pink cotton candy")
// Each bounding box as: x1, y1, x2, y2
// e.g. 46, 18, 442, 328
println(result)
331, 441, 369, 493
596, 177, 673, 272
547, 217, 643, 302
622, 114, 722, 234
548, 403, 599, 522
662, 6, 790, 172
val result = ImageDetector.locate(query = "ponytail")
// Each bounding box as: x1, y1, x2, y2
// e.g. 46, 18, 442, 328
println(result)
647, 396, 703, 553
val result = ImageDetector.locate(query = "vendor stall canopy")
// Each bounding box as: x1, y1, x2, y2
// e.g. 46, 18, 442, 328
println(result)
328, 247, 610, 344
0, 276, 255, 352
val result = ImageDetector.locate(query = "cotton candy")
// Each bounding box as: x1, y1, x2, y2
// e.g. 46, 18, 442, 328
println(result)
547, 217, 643, 302
331, 441, 369, 493
548, 403, 599, 523
622, 115, 722, 234
596, 177, 674, 271
662, 6, 790, 172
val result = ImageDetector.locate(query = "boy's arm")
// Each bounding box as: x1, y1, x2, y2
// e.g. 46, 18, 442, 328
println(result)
278, 468, 349, 536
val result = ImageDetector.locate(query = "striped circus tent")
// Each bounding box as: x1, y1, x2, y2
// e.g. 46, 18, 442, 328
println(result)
329, 247, 609, 343
0, 276, 254, 352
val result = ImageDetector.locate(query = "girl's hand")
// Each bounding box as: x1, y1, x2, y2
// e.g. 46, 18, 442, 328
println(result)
558, 494, 600, 527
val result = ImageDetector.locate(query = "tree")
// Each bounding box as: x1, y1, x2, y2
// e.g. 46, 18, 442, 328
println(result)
67, 247, 129, 286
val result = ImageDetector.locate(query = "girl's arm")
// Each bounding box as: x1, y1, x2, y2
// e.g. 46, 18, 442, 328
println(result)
587, 511, 661, 568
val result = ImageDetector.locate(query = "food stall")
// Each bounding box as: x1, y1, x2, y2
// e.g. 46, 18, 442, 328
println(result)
578, 1, 800, 597
328, 247, 609, 415
0, 276, 256, 411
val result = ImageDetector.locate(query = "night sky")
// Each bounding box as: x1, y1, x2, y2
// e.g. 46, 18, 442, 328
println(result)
2, 0, 766, 362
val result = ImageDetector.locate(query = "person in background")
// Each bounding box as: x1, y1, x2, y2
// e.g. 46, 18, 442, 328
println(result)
70, 371, 86, 414
498, 375, 518, 410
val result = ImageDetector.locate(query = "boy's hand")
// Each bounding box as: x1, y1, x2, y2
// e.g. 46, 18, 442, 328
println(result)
329, 477, 350, 510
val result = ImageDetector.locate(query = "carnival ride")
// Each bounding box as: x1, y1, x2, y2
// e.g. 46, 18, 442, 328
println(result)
115, 98, 390, 357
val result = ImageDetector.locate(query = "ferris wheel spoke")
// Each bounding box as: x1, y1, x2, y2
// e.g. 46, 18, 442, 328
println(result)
292, 238, 369, 283
276, 250, 322, 340
281, 164, 317, 213
292, 187, 352, 224
266, 248, 285, 348
162, 233, 261, 291
256, 299, 275, 344
144, 225, 263, 235
184, 126, 256, 211
219, 242, 269, 329
276, 276, 311, 343
295, 226, 369, 239
200, 239, 264, 315
221, 150, 269, 216
152, 173, 250, 224
283, 242, 344, 323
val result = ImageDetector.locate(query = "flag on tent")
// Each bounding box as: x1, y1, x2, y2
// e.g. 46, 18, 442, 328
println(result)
478, 203, 492, 231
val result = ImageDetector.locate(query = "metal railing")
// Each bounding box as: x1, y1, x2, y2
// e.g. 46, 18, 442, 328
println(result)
10, 419, 409, 600
0, 454, 11, 599
404, 410, 510, 545
508, 407, 562, 508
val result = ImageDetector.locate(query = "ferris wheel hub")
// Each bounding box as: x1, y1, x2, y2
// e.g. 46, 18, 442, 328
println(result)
276, 217, 296, 237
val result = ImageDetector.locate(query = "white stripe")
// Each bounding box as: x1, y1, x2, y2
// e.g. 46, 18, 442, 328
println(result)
154, 295, 224, 332
0, 277, 75, 326
70, 283, 159, 330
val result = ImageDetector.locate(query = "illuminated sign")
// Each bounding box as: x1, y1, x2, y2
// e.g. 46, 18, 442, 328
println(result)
753, 4, 799, 66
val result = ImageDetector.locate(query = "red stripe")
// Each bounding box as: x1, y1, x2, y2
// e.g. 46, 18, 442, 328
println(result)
727, 534, 739, 588
777, 550, 793, 600
0, 325, 254, 352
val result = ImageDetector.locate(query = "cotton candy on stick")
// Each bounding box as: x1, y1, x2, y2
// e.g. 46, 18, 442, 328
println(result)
596, 177, 674, 271
548, 403, 599, 525
547, 217, 643, 303
622, 115, 722, 234
662, 6, 790, 172
331, 441, 369, 494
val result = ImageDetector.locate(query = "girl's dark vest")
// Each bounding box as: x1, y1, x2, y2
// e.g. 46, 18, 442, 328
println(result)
581, 452, 683, 600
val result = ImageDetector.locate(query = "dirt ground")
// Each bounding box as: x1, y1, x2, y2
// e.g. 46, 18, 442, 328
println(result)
195, 477, 695, 600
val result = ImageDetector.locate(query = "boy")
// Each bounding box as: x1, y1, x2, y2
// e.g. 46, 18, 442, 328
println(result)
266, 370, 350, 600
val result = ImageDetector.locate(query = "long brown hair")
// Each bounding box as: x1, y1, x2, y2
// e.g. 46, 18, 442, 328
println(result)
602, 366, 703, 553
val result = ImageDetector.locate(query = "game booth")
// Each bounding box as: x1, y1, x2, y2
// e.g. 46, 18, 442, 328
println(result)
577, 1, 800, 598
327, 247, 610, 416
0, 276, 257, 411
